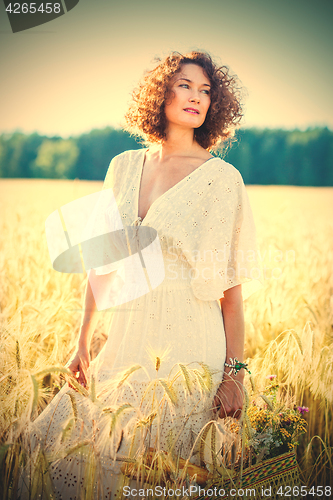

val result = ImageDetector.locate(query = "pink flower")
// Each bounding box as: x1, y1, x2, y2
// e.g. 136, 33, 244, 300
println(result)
297, 406, 309, 415
267, 375, 277, 381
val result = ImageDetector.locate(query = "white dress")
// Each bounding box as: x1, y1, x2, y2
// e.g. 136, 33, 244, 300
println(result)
20, 149, 262, 500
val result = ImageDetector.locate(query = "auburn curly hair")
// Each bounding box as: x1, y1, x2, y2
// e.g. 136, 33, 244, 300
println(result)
125, 51, 243, 151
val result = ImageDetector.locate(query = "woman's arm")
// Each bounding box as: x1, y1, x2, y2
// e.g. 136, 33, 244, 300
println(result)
67, 269, 116, 387
213, 284, 245, 419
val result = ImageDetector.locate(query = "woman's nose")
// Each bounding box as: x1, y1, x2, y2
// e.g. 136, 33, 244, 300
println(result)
189, 91, 200, 103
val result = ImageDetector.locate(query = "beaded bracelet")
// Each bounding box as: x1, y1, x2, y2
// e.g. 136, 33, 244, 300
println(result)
224, 357, 251, 376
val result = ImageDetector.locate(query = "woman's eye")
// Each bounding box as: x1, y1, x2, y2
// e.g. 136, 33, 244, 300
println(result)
179, 84, 189, 89
202, 90, 210, 95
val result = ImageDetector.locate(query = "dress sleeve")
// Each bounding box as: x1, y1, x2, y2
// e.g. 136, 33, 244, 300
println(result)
81, 154, 124, 276
187, 168, 263, 301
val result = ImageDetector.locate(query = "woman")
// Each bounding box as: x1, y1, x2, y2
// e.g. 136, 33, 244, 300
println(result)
21, 51, 262, 499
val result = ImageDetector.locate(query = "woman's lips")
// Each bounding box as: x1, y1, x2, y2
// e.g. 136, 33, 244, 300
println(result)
184, 108, 199, 114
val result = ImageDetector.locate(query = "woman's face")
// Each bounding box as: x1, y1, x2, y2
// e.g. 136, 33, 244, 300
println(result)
164, 63, 211, 131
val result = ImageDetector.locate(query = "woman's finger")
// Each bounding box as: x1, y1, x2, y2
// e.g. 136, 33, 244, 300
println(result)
68, 361, 79, 376
78, 369, 87, 388
233, 408, 242, 419
69, 363, 86, 387
68, 373, 79, 391
79, 361, 90, 387
213, 386, 244, 419
215, 396, 229, 419
212, 395, 219, 413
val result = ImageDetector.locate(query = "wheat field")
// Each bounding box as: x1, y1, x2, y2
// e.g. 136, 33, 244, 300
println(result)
0, 179, 332, 497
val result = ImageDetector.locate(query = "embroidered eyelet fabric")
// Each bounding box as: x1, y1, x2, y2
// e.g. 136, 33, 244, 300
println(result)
19, 149, 263, 500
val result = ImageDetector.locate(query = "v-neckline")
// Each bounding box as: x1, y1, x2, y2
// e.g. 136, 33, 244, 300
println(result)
135, 149, 216, 222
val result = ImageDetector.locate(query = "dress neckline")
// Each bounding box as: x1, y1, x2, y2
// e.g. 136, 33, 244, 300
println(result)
136, 149, 217, 222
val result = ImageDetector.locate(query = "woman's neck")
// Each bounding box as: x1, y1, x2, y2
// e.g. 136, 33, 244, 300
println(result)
155, 126, 203, 161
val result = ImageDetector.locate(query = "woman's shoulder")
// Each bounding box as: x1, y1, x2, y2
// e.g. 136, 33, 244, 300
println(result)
103, 148, 145, 189
111, 148, 146, 165
208, 156, 244, 184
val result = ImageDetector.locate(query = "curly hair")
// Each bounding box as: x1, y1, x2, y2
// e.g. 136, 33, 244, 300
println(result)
124, 51, 243, 150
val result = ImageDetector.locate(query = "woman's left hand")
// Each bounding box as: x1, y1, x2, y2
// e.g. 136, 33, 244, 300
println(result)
213, 373, 244, 419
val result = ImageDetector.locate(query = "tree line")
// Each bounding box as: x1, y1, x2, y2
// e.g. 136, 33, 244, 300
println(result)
0, 126, 332, 186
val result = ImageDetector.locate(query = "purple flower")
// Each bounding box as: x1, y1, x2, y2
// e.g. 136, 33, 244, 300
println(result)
297, 406, 309, 415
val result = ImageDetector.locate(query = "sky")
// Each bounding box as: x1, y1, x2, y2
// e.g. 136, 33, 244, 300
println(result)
0, 0, 332, 138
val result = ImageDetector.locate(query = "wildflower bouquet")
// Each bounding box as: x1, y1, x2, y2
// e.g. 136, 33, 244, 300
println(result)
246, 375, 308, 461
190, 376, 307, 499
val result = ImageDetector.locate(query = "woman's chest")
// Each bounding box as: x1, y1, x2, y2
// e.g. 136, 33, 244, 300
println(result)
137, 158, 206, 220
110, 151, 237, 232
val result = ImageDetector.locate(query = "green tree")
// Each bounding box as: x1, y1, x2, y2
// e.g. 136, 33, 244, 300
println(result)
73, 127, 140, 180
31, 139, 79, 179
1, 127, 332, 185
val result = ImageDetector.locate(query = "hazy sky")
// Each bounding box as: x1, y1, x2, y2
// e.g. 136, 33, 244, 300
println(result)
0, 0, 332, 137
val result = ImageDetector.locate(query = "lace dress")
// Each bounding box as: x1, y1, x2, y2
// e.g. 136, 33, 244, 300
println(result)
19, 149, 262, 500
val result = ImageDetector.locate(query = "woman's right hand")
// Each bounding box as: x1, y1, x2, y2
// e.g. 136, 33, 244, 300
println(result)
67, 345, 90, 389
